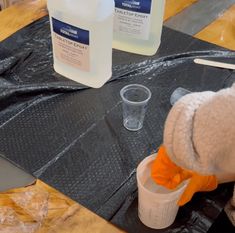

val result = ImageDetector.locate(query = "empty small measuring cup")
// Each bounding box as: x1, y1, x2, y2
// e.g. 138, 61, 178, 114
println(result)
137, 154, 188, 229
170, 87, 191, 106
120, 84, 151, 131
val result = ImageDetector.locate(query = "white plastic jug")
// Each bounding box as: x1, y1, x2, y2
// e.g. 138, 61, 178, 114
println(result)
47, 0, 115, 88
113, 0, 165, 55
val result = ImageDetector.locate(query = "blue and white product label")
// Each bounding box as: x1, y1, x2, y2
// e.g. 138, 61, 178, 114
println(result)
52, 18, 90, 71
114, 0, 152, 40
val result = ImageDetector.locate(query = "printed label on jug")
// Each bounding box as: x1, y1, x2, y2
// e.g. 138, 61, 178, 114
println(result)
52, 18, 90, 72
114, 0, 152, 40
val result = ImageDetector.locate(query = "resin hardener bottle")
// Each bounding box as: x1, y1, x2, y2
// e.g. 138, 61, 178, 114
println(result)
113, 0, 165, 55
48, 0, 115, 88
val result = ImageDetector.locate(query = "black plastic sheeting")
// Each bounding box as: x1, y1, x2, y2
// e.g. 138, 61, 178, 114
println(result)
0, 16, 235, 232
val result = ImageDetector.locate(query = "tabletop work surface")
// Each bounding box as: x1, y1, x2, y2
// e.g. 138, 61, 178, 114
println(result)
0, 180, 125, 233
1, 0, 235, 50
0, 1, 235, 233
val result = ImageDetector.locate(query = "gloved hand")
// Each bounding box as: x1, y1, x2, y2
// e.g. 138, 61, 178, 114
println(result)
177, 172, 218, 206
151, 146, 191, 189
151, 145, 218, 206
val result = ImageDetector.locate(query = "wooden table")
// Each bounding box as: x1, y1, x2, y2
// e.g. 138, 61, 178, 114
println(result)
0, 1, 234, 232
0, 180, 125, 233
1, 0, 235, 51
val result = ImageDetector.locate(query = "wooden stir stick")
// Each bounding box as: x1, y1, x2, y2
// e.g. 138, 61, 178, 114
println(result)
194, 58, 235, 70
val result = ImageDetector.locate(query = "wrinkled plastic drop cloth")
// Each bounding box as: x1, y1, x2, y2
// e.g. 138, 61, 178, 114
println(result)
0, 16, 235, 232
0, 185, 82, 233
9, 186, 49, 222
0, 201, 43, 233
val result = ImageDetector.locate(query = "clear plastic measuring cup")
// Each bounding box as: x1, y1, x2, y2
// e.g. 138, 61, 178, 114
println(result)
120, 84, 151, 131
137, 154, 188, 229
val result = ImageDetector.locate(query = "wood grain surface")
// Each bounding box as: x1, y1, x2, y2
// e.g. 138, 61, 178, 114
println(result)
164, 0, 197, 20
0, 180, 125, 233
0, 0, 47, 41
195, 4, 235, 50
0, 0, 198, 41
1, 0, 234, 50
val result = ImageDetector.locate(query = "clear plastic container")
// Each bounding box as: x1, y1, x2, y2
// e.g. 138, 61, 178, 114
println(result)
170, 87, 191, 105
47, 0, 114, 88
113, 0, 165, 55
137, 154, 188, 229
120, 84, 151, 131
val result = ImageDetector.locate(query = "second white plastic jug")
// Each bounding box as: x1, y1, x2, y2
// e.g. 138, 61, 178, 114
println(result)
113, 0, 165, 56
47, 0, 115, 88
